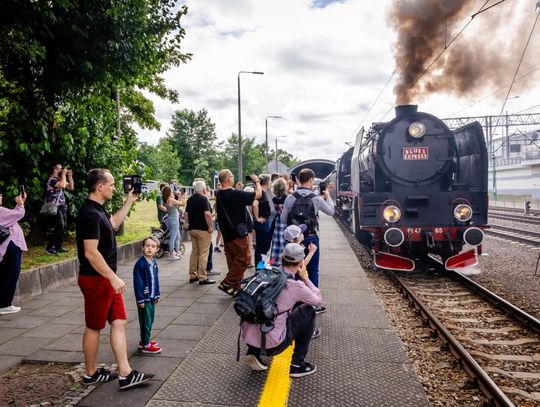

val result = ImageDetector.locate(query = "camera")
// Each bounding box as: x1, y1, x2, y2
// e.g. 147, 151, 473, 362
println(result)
319, 181, 327, 194
245, 175, 254, 182
123, 175, 142, 194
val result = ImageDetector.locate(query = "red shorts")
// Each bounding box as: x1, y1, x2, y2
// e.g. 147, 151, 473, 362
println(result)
78, 274, 127, 330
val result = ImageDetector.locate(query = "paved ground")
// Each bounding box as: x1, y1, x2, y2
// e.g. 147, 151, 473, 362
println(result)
0, 216, 430, 406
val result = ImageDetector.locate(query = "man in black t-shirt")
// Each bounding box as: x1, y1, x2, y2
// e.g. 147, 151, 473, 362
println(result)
185, 179, 215, 285
252, 174, 272, 266
215, 169, 262, 295
76, 168, 153, 390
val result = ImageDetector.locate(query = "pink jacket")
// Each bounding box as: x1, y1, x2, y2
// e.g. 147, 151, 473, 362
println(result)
0, 205, 27, 262
242, 268, 322, 349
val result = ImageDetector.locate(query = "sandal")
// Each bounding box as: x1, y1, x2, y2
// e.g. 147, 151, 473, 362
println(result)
218, 282, 235, 296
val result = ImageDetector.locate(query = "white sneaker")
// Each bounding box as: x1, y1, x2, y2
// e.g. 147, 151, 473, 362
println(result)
168, 255, 180, 260
0, 305, 21, 315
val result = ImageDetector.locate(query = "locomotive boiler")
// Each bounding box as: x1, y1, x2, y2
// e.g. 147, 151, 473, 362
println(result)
331, 104, 488, 271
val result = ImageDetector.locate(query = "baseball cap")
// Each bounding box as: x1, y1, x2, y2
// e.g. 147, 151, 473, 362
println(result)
283, 224, 307, 242
282, 243, 306, 263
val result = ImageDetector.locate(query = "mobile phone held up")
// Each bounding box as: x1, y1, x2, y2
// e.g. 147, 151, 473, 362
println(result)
319, 181, 326, 194
245, 175, 253, 182
123, 175, 142, 194
19, 185, 25, 196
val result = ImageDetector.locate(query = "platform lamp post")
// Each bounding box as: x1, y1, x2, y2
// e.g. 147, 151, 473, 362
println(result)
275, 135, 287, 173
237, 70, 264, 182
265, 115, 283, 172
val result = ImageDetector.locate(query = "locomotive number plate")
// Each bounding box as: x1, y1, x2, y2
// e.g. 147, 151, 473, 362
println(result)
403, 146, 429, 160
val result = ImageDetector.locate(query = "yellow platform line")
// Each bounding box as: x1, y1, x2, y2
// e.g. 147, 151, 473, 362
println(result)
258, 344, 294, 407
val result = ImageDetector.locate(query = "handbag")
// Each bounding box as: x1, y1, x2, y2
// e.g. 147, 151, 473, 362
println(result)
40, 196, 60, 217
0, 225, 10, 244
217, 191, 249, 238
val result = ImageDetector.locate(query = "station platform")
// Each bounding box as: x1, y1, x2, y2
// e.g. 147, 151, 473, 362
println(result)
0, 215, 429, 407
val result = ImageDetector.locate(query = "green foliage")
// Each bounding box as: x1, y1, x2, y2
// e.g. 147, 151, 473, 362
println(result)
165, 109, 218, 184
0, 0, 191, 235
136, 139, 180, 183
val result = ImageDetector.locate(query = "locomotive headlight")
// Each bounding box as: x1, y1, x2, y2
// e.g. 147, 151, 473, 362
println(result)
454, 204, 473, 222
383, 205, 401, 223
408, 122, 426, 138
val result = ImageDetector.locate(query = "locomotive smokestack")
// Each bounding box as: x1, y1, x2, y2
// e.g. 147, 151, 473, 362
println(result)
395, 104, 418, 118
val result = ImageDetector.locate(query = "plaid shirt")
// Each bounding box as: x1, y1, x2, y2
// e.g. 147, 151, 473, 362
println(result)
270, 198, 286, 266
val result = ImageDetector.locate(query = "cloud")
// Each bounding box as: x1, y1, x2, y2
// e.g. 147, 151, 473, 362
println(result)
137, 0, 540, 163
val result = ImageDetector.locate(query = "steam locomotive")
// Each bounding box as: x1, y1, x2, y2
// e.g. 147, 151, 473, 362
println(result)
327, 105, 488, 271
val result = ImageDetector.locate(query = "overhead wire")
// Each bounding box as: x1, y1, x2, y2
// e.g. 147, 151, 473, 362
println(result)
498, 5, 540, 117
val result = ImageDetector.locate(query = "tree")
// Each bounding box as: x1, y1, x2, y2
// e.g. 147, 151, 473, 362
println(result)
136, 140, 180, 183
215, 134, 268, 180
0, 1, 191, 233
165, 109, 218, 184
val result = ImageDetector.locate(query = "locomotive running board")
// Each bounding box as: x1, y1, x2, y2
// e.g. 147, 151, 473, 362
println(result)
445, 249, 478, 270
374, 252, 415, 271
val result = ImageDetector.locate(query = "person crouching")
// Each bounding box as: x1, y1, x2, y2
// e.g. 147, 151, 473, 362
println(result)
242, 243, 322, 378
133, 237, 162, 354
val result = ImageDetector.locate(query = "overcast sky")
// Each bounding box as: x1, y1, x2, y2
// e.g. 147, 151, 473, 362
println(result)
136, 0, 540, 162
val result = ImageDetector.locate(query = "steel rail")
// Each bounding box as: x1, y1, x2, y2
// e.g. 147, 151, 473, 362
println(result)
489, 213, 540, 225
390, 271, 515, 407
485, 228, 540, 246
489, 224, 540, 238
445, 269, 540, 335
489, 206, 540, 216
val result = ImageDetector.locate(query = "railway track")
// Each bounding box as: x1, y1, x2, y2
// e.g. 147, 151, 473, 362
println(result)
391, 261, 540, 407
489, 212, 540, 226
485, 224, 540, 247
490, 206, 540, 216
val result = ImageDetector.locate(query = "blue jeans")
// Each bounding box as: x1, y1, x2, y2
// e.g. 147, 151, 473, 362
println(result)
167, 217, 180, 253
0, 241, 22, 307
254, 219, 272, 266
303, 235, 320, 287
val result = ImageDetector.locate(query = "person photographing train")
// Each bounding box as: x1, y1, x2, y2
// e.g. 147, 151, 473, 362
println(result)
281, 168, 334, 309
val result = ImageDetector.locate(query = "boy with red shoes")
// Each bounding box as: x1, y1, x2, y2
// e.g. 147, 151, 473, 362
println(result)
133, 237, 162, 354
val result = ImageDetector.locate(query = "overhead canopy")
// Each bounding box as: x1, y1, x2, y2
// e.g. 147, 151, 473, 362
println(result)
289, 159, 336, 180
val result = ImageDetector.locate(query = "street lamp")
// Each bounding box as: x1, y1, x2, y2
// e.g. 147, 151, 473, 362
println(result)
238, 70, 264, 182
275, 135, 287, 173
265, 115, 283, 172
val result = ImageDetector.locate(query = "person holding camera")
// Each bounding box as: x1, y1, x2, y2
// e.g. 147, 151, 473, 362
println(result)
281, 168, 334, 291
45, 163, 74, 255
215, 169, 261, 295
76, 169, 154, 389
0, 188, 28, 314
161, 185, 184, 260
252, 174, 273, 266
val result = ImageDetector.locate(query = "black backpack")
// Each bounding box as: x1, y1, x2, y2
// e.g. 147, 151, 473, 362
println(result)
234, 267, 292, 358
287, 191, 318, 234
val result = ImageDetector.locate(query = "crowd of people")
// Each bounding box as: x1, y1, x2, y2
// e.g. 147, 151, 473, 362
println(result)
0, 164, 334, 388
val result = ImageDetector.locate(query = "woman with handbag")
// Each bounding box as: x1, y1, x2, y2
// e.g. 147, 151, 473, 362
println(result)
0, 189, 27, 314
161, 185, 184, 260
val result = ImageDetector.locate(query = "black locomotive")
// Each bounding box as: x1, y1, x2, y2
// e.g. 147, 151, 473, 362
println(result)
327, 104, 488, 271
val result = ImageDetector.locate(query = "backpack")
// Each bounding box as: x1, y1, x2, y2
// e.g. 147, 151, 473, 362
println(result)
234, 267, 293, 358
287, 191, 318, 234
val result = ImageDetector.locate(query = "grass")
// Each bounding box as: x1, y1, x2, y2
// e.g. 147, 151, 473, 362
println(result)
21, 199, 159, 272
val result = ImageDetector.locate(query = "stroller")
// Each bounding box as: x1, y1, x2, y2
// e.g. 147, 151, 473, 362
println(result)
151, 213, 186, 259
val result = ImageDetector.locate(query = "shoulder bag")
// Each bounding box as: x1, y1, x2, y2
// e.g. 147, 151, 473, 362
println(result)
40, 195, 60, 217
217, 191, 248, 238
0, 225, 10, 244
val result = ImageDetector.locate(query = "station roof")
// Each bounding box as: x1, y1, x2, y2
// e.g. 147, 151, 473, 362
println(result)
289, 159, 336, 180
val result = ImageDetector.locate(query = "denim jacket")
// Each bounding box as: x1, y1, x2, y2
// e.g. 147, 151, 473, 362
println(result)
133, 256, 160, 304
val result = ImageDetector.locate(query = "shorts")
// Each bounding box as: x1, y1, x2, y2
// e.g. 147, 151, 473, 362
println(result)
78, 274, 127, 330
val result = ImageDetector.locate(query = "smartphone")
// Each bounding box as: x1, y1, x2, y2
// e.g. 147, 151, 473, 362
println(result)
319, 181, 326, 194
19, 185, 25, 196
245, 175, 253, 182
123, 175, 142, 194
291, 173, 297, 183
